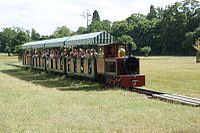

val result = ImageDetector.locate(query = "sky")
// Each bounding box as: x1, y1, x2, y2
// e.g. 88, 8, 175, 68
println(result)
0, 0, 183, 35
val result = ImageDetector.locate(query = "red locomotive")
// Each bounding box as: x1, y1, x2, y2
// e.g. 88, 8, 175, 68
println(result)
96, 43, 145, 87
22, 31, 145, 88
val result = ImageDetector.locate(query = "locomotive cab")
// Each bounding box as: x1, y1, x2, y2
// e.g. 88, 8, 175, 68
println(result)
96, 43, 145, 87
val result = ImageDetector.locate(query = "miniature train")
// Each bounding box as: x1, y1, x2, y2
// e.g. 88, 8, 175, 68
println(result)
22, 31, 145, 87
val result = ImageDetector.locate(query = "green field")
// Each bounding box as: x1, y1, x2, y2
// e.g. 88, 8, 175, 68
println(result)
0, 54, 200, 132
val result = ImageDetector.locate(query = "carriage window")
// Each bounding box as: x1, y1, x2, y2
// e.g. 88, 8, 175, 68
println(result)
106, 62, 116, 73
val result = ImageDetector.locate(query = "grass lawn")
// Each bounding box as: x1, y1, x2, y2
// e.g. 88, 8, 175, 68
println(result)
0, 54, 200, 132
141, 56, 200, 98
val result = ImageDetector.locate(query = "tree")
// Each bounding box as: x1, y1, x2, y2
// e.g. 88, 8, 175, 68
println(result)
156, 7, 164, 19
117, 35, 137, 52
77, 26, 87, 34
182, 25, 200, 54
102, 20, 112, 33
89, 19, 112, 33
0, 27, 30, 55
0, 32, 4, 52
158, 2, 188, 54
126, 13, 159, 54
92, 10, 100, 22
140, 46, 151, 57
156, 0, 200, 55
182, 32, 195, 53
31, 28, 40, 41
147, 5, 157, 20
111, 21, 129, 38
53, 26, 72, 38
13, 30, 30, 45
1, 28, 17, 55
13, 30, 30, 55
89, 21, 103, 32
182, 0, 200, 32
40, 35, 50, 40
117, 35, 133, 44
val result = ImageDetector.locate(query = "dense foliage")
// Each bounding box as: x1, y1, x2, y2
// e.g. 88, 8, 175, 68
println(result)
0, 27, 30, 56
0, 0, 199, 56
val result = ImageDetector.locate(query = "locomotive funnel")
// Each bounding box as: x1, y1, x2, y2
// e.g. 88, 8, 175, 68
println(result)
124, 56, 139, 74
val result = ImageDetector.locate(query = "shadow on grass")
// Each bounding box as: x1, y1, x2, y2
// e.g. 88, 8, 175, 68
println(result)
1, 68, 109, 91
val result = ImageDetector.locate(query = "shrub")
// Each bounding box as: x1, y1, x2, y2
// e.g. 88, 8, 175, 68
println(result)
140, 46, 151, 57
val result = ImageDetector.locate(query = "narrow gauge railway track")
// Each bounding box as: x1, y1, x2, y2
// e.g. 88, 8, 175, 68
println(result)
6, 63, 200, 107
130, 87, 200, 107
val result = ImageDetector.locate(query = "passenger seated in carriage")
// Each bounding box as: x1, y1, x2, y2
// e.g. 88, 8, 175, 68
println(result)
79, 49, 85, 73
33, 50, 38, 57
86, 49, 91, 58
26, 51, 31, 56
90, 48, 97, 57
62, 49, 67, 57
41, 50, 45, 58
50, 50, 54, 58
79, 48, 85, 58
56, 50, 61, 57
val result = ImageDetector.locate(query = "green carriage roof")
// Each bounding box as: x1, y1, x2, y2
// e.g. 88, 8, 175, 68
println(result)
22, 31, 115, 49
65, 31, 115, 46
45, 37, 70, 48
22, 40, 46, 49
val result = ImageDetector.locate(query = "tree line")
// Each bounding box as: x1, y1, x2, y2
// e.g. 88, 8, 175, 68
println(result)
0, 0, 199, 56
